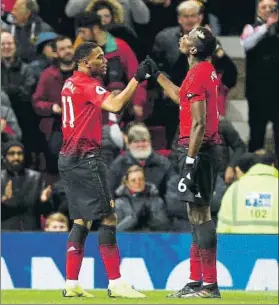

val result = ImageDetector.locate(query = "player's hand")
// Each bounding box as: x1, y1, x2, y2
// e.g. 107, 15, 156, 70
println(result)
52, 103, 62, 114
40, 185, 52, 202
134, 60, 151, 83
145, 56, 161, 80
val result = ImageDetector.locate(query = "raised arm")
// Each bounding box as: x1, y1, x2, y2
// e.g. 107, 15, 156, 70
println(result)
101, 61, 149, 113
145, 56, 180, 104
157, 73, 180, 104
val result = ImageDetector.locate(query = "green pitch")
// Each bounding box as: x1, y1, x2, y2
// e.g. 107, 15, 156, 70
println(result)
1, 290, 278, 304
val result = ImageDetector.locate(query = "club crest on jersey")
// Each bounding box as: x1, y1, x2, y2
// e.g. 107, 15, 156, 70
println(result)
211, 71, 218, 81
187, 93, 198, 100
96, 86, 107, 95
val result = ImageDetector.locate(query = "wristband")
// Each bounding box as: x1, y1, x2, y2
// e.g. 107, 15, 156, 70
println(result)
154, 71, 161, 80
186, 156, 195, 164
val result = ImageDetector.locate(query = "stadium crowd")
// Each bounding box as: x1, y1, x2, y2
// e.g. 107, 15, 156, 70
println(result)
1, 0, 278, 233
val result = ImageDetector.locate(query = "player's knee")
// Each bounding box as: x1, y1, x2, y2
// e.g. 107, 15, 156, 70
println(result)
102, 213, 117, 226
73, 219, 92, 229
187, 204, 211, 225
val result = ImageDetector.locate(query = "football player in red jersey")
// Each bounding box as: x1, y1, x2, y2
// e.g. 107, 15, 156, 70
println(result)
59, 42, 149, 299
146, 27, 223, 298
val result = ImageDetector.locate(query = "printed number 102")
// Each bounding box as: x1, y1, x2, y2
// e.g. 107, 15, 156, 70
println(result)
250, 209, 267, 219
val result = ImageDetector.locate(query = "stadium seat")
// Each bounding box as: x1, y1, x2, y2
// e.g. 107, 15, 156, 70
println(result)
156, 150, 171, 157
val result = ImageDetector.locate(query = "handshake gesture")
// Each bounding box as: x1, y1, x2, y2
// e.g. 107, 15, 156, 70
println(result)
134, 56, 161, 83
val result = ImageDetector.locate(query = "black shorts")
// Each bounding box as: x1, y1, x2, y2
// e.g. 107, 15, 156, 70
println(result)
58, 155, 115, 221
177, 145, 222, 206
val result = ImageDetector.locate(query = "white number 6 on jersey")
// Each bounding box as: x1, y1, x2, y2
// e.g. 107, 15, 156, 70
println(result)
178, 178, 187, 192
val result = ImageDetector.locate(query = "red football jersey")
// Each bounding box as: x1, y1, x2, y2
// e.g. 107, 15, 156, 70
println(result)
178, 61, 221, 146
60, 71, 111, 157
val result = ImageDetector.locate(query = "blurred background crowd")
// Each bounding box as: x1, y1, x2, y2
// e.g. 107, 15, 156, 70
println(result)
1, 0, 278, 233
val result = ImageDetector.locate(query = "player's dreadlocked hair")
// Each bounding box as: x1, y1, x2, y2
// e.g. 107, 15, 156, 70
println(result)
73, 42, 98, 67
192, 26, 217, 60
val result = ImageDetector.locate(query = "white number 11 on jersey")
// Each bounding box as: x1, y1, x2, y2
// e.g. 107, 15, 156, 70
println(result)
62, 96, 75, 128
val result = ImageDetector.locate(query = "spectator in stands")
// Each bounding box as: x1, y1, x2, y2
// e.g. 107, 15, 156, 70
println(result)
33, 35, 75, 174
75, 12, 147, 120
65, 0, 150, 30
44, 212, 69, 232
1, 90, 12, 107
234, 152, 259, 180
4, 0, 53, 63
109, 123, 175, 197
1, 31, 37, 166
84, 0, 143, 60
1, 104, 22, 143
116, 165, 170, 231
30, 31, 58, 82
52, 179, 69, 217
1, 89, 22, 146
218, 118, 247, 184
164, 175, 191, 232
255, 148, 278, 167
101, 115, 123, 166
1, 140, 53, 231
211, 43, 238, 117
217, 150, 278, 234
86, 0, 125, 26
240, 0, 279, 157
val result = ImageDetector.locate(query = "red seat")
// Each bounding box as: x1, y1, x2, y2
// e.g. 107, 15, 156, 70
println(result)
156, 149, 171, 157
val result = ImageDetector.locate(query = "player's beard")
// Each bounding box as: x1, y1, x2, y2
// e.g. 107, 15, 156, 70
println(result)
129, 146, 152, 160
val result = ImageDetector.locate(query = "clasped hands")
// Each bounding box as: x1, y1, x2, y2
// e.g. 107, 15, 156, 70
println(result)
134, 56, 161, 83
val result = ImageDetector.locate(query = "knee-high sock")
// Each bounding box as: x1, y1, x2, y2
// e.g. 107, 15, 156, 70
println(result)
189, 225, 202, 282
98, 224, 121, 280
66, 223, 89, 280
196, 220, 217, 285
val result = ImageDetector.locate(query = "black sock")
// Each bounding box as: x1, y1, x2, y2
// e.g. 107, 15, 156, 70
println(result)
98, 224, 117, 246
195, 220, 217, 250
68, 223, 89, 244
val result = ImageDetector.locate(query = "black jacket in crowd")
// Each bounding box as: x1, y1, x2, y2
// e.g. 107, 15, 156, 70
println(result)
115, 183, 170, 232
101, 125, 121, 167
245, 17, 279, 101
109, 150, 175, 197
1, 169, 53, 231
3, 15, 52, 63
1, 56, 36, 132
